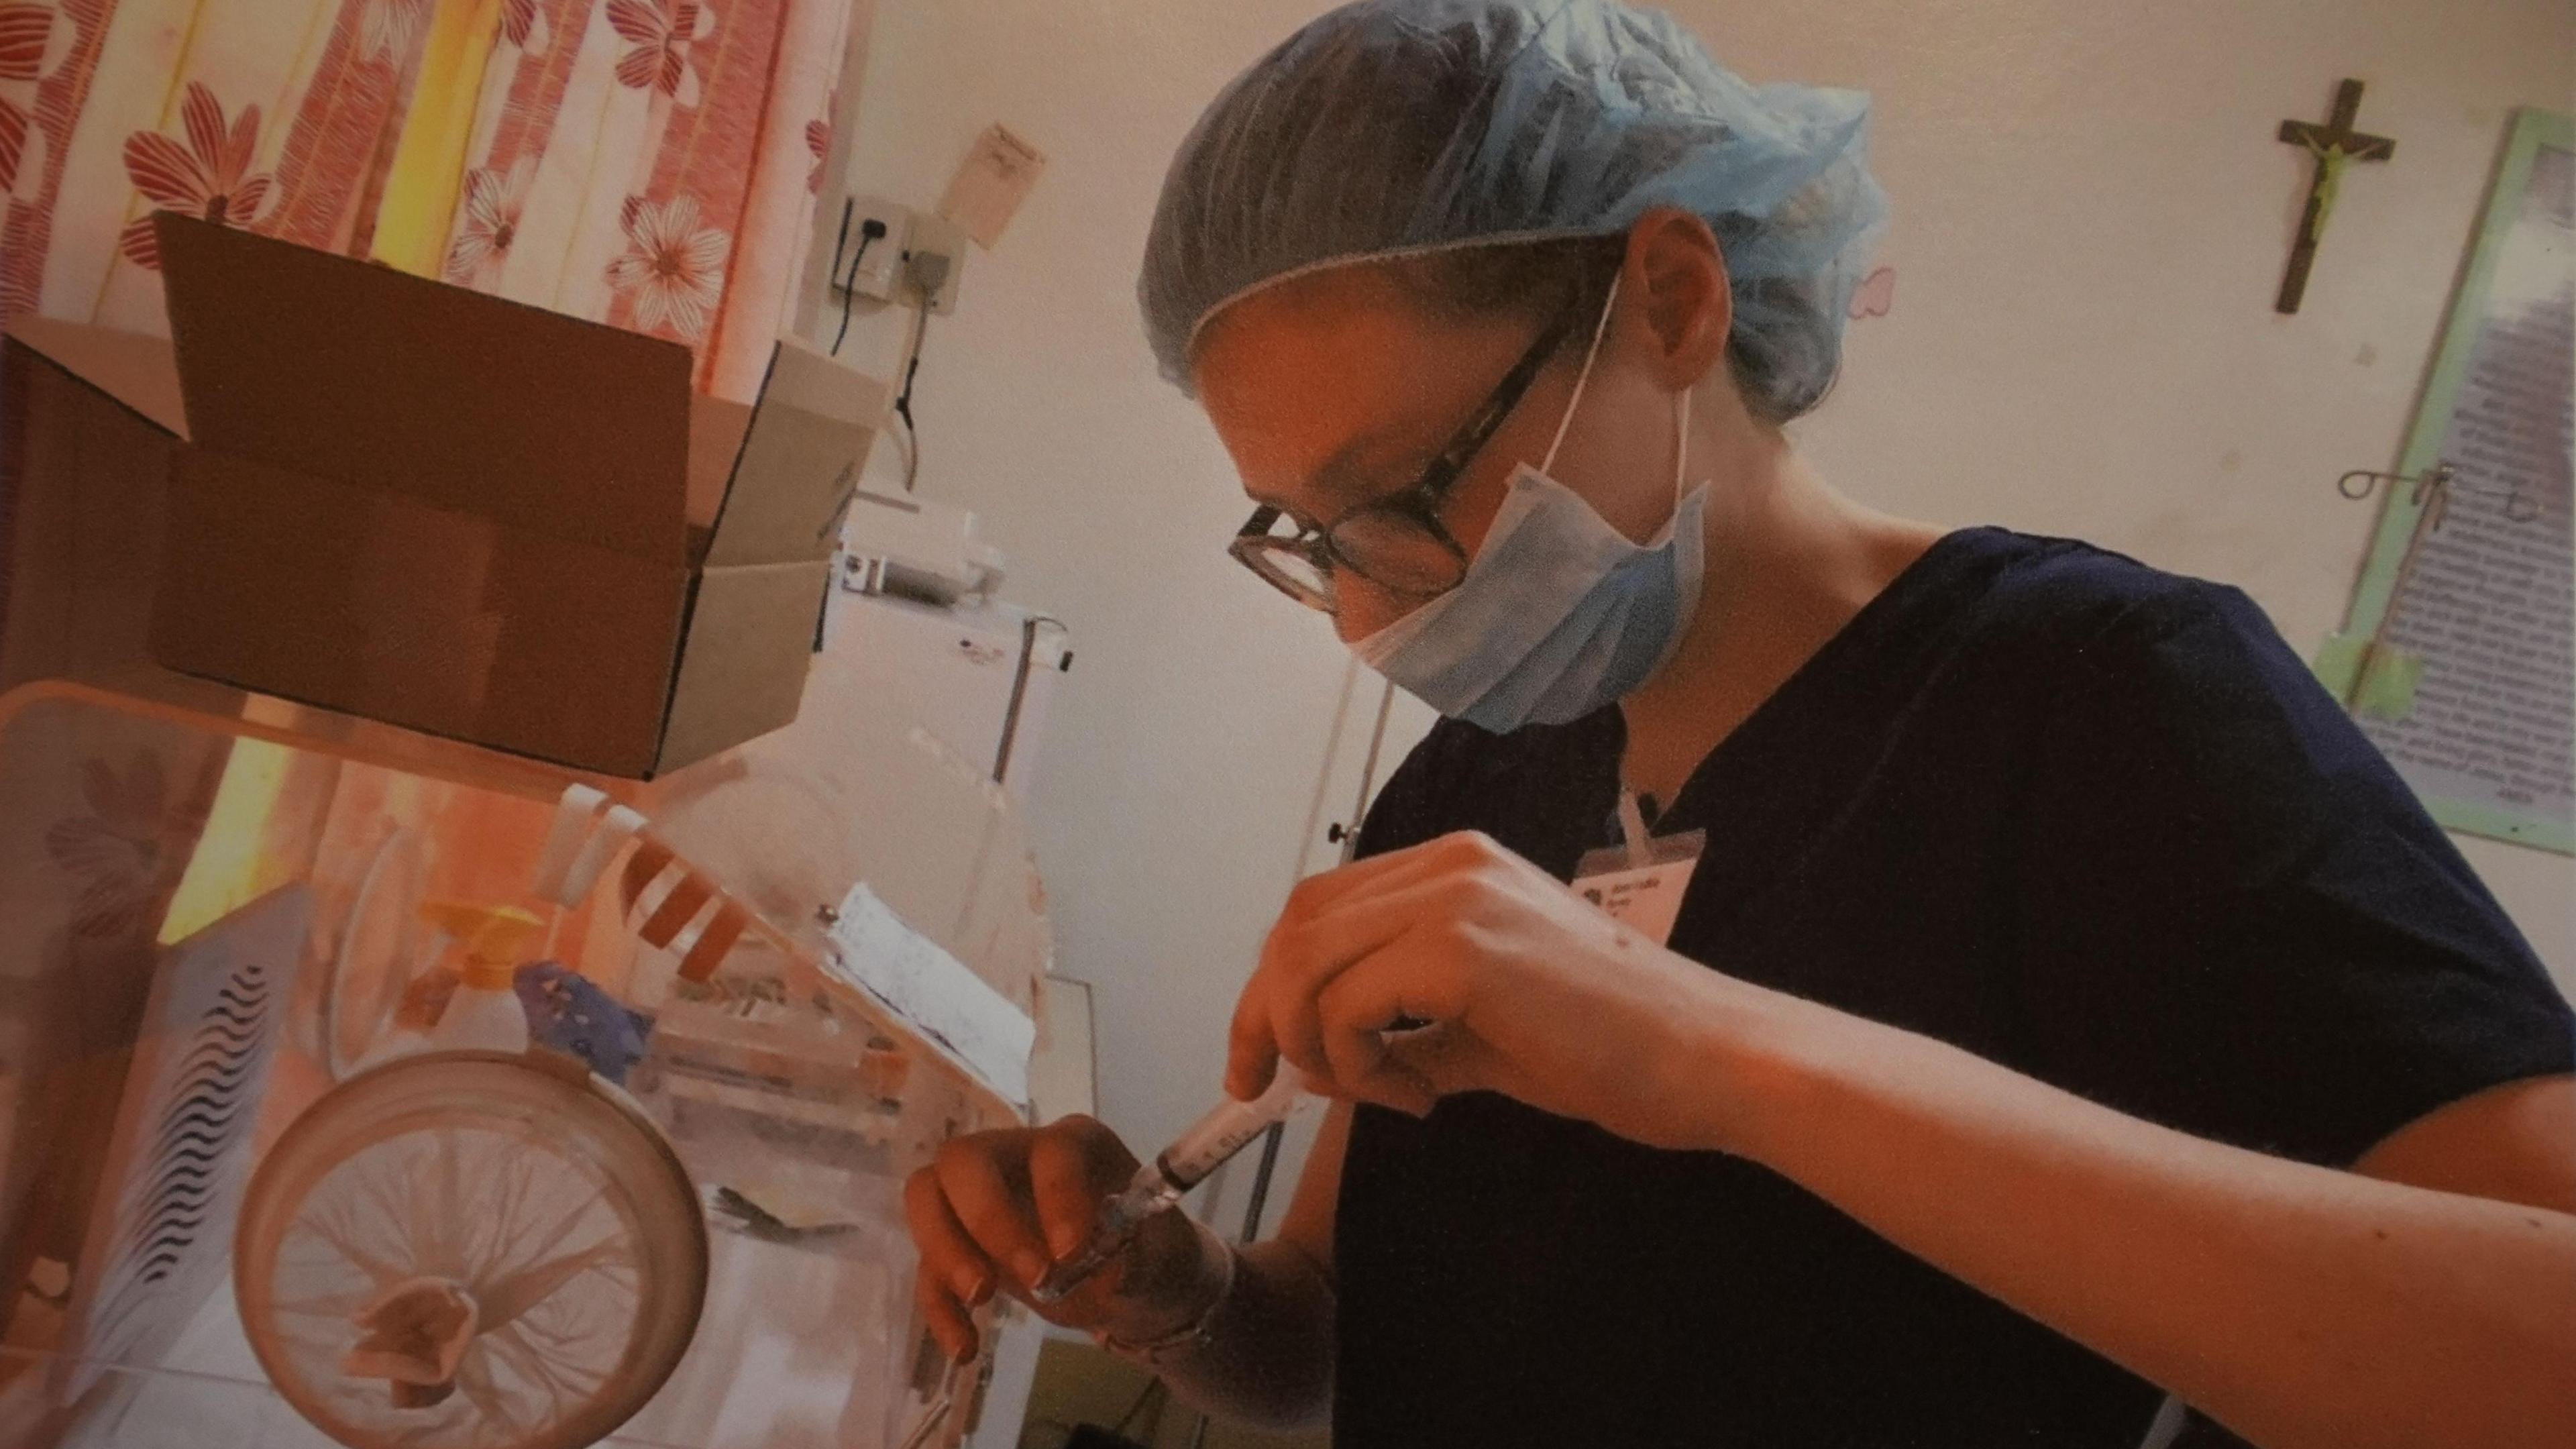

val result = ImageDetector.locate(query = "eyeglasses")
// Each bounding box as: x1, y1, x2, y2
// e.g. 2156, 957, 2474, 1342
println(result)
1229, 301, 1581, 613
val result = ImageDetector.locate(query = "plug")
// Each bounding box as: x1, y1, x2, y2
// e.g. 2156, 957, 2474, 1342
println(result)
901, 211, 967, 313
904, 249, 952, 297
834, 215, 897, 302
833, 197, 912, 301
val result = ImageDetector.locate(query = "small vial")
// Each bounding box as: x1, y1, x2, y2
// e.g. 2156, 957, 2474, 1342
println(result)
1031, 1071, 1305, 1302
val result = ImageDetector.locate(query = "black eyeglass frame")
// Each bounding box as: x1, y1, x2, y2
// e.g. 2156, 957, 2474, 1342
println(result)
1228, 299, 1585, 612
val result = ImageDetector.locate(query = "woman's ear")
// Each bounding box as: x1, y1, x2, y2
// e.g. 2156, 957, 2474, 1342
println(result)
1623, 207, 1731, 389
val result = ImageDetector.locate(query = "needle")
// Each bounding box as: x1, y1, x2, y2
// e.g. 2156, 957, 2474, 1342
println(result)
896, 1355, 969, 1449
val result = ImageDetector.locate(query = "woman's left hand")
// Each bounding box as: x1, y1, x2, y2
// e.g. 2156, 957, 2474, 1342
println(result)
1229, 830, 1750, 1150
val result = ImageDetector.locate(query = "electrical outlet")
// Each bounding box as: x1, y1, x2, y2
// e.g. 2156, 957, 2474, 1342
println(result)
833, 195, 912, 303
904, 211, 967, 315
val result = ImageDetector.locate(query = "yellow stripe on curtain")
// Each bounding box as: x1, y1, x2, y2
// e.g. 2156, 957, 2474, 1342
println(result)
158, 739, 290, 944
372, 0, 503, 275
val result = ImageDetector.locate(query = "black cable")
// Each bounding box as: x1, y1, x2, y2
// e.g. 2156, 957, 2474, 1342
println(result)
1109, 1375, 1164, 1434
829, 216, 889, 358
894, 298, 929, 490
829, 235, 876, 355
830, 263, 863, 356
892, 417, 919, 495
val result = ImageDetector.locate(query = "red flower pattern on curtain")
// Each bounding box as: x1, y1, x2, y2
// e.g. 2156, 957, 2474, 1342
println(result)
360, 0, 431, 63
0, 2, 62, 197
445, 155, 538, 284
44, 752, 204, 943
498, 0, 548, 52
607, 0, 714, 107
0, 99, 21, 196
607, 191, 729, 341
117, 81, 273, 269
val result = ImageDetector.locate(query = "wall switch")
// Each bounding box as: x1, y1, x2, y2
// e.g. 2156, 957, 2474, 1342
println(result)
904, 211, 968, 315
834, 195, 913, 303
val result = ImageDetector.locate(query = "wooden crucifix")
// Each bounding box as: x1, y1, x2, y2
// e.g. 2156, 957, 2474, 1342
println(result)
2276, 78, 2396, 314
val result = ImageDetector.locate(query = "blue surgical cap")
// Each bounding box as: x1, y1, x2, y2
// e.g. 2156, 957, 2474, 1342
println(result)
1140, 0, 1888, 420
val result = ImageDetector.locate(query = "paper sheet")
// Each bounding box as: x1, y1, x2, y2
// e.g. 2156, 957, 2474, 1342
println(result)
822, 883, 1034, 1108
2347, 132, 2574, 851
937, 124, 1047, 248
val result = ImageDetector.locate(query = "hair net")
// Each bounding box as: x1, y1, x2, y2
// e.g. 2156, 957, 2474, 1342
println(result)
1140, 0, 1889, 419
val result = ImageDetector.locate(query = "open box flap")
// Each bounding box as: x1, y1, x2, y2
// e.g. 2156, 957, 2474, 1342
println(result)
653, 559, 830, 773
154, 213, 692, 565
685, 394, 753, 539
700, 339, 885, 569
3, 317, 189, 438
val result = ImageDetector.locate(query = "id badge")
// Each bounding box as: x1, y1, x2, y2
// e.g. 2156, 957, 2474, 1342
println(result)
1572, 828, 1705, 948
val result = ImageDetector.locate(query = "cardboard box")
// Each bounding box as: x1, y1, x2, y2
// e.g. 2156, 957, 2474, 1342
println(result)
1, 214, 883, 777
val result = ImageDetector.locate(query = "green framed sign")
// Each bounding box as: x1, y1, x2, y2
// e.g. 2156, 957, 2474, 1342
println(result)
2318, 107, 2573, 855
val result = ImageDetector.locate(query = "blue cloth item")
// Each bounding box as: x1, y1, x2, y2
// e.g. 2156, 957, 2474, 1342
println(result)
1139, 0, 1888, 417
515, 962, 655, 1085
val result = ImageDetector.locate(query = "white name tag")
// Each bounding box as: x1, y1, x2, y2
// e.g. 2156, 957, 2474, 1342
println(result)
1572, 828, 1705, 948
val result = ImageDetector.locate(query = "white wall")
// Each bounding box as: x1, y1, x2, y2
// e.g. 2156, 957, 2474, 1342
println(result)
820, 0, 2576, 1174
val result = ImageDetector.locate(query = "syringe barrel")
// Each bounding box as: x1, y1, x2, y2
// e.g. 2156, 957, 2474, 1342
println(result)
1151, 1070, 1303, 1191
1026, 1073, 1305, 1305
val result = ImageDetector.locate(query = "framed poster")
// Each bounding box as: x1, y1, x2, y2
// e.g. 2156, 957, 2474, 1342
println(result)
2320, 107, 2574, 854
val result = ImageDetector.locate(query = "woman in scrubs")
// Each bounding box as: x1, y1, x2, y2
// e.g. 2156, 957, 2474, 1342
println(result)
905, 4, 2576, 1445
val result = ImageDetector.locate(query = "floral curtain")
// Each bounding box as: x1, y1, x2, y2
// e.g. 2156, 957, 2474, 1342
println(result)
0, 0, 851, 401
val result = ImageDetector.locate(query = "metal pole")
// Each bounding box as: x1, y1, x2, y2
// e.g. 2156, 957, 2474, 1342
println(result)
1343, 680, 1397, 867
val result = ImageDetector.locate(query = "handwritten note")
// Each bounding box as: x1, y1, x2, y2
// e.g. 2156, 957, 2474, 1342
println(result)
938, 124, 1047, 249
2357, 142, 2574, 843
822, 882, 1034, 1109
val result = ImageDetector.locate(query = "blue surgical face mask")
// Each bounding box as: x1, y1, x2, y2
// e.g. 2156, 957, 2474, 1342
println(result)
1353, 280, 1708, 732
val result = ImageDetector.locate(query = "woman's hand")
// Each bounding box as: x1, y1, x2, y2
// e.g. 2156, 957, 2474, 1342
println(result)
1229, 830, 1746, 1150
903, 1116, 1225, 1361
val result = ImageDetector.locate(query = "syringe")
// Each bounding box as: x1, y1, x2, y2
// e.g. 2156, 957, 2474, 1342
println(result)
1030, 1070, 1307, 1303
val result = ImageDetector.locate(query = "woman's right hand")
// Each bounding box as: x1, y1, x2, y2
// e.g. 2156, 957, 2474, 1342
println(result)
904, 1115, 1220, 1361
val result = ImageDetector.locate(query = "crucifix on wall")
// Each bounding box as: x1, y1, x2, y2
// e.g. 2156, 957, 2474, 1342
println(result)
2276, 78, 2396, 314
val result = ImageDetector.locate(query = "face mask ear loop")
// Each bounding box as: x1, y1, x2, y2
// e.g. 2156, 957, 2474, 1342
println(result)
1673, 382, 1693, 508
1540, 273, 1622, 474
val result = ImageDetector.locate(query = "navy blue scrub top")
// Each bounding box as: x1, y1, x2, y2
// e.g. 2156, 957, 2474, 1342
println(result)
1330, 527, 2575, 1449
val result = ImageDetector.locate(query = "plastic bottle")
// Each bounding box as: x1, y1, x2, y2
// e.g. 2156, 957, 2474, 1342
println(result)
419, 902, 546, 1055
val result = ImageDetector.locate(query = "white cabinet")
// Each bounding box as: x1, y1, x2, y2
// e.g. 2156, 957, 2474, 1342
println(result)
824, 574, 1071, 810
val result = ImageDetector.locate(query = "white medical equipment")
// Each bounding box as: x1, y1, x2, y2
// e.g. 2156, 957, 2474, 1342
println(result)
839, 490, 1008, 607
823, 577, 1069, 810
